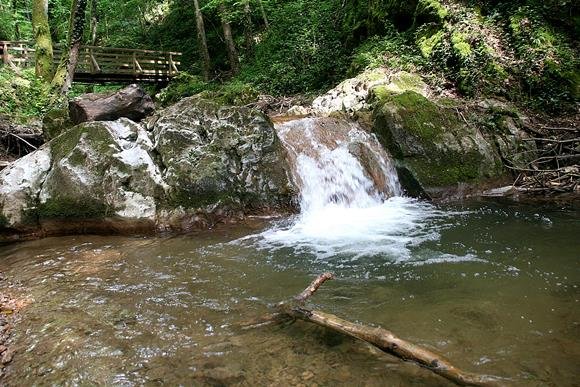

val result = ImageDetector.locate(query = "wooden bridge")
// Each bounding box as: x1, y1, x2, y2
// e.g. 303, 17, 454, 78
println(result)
0, 41, 181, 83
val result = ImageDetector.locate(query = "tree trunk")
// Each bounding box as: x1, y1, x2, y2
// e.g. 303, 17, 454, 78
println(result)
193, 0, 211, 81
51, 0, 88, 94
257, 0, 269, 29
13, 0, 21, 40
32, 0, 54, 80
68, 84, 155, 124
89, 0, 98, 45
243, 0, 253, 53
219, 3, 239, 75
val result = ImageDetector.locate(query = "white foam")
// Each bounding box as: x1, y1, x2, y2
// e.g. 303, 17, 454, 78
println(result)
251, 196, 442, 260
404, 253, 487, 266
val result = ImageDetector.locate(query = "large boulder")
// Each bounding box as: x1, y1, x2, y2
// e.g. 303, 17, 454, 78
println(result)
149, 97, 296, 230
311, 69, 430, 116
372, 91, 533, 198
0, 98, 296, 242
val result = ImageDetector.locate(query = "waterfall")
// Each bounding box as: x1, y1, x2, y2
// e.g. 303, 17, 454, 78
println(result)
275, 117, 401, 210
246, 116, 441, 260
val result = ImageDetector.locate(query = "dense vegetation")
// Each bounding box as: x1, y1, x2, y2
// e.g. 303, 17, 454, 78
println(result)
0, 0, 578, 114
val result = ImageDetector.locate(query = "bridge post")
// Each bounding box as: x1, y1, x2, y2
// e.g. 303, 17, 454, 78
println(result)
2, 42, 9, 65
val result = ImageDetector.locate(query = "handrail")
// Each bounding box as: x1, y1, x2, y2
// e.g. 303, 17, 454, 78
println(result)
0, 41, 182, 83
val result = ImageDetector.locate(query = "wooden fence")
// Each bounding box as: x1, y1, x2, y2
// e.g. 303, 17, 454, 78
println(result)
0, 41, 181, 83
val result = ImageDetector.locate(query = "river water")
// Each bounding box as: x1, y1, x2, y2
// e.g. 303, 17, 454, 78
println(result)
1, 117, 579, 385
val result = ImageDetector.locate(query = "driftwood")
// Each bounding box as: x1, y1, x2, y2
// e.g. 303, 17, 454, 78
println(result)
0, 117, 44, 159
68, 84, 155, 125
248, 273, 503, 386
507, 123, 579, 193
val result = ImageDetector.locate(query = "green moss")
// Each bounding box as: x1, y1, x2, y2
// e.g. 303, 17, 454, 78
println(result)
379, 91, 449, 141
49, 122, 117, 161
371, 72, 427, 100
417, 0, 448, 22
49, 125, 85, 160
67, 148, 87, 167
405, 151, 484, 187
391, 72, 426, 92
417, 29, 444, 58
371, 86, 395, 102
38, 197, 110, 219
165, 188, 234, 210
451, 32, 472, 58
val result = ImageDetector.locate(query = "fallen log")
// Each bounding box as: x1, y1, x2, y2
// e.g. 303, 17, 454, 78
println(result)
257, 273, 504, 386
68, 84, 155, 125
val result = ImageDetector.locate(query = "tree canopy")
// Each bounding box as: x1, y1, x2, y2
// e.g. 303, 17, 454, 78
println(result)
0, 0, 578, 110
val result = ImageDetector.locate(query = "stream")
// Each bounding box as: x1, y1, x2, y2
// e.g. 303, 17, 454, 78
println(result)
0, 117, 579, 385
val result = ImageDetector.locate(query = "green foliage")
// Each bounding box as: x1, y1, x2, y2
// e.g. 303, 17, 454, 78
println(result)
157, 72, 209, 105
1, 0, 576, 114
508, 5, 578, 110
68, 83, 124, 98
415, 0, 447, 23
237, 0, 349, 94
0, 68, 53, 122
350, 24, 426, 75
0, 1, 33, 40
202, 80, 259, 105
413, 4, 511, 97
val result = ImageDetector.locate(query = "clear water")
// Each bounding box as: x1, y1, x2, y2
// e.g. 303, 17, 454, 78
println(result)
1, 199, 578, 386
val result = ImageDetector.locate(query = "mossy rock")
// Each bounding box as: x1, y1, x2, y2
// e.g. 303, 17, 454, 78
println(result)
38, 119, 165, 222
371, 71, 429, 101
152, 96, 296, 212
373, 91, 505, 196
42, 108, 74, 140
38, 196, 110, 219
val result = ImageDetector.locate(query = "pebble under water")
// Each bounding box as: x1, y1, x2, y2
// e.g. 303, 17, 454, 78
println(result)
0, 198, 578, 386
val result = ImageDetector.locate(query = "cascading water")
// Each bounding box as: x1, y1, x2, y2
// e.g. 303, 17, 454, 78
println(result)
248, 117, 445, 260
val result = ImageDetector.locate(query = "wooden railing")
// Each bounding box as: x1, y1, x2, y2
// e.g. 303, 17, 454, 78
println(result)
0, 41, 181, 83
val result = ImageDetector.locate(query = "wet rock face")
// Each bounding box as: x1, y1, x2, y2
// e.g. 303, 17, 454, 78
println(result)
0, 99, 296, 242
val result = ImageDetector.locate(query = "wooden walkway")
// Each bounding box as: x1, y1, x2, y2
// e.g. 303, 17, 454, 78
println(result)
0, 41, 181, 83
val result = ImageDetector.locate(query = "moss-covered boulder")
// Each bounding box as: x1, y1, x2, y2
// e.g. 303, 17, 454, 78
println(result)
311, 69, 429, 115
0, 98, 297, 241
38, 118, 166, 223
150, 96, 295, 216
373, 91, 506, 197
